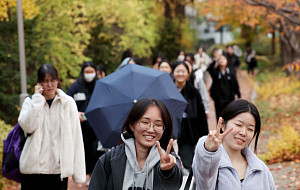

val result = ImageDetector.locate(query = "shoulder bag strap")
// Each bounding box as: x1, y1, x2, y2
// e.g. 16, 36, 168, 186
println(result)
215, 169, 220, 190
184, 170, 193, 190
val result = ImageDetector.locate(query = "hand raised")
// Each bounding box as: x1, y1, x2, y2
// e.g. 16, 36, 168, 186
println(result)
204, 117, 233, 152
156, 139, 176, 171
35, 83, 43, 94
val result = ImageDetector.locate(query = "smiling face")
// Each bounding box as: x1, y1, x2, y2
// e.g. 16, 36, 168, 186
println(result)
218, 55, 228, 67
159, 62, 172, 74
222, 112, 255, 152
130, 106, 164, 151
173, 64, 189, 84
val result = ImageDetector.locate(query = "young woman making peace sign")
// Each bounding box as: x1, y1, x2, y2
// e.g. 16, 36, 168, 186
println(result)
88, 98, 182, 190
192, 99, 276, 190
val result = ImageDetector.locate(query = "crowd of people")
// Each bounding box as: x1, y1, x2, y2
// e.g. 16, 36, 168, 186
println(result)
17, 43, 275, 190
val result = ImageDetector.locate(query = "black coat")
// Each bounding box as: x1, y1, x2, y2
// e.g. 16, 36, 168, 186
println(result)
225, 53, 240, 71
67, 77, 98, 173
207, 61, 241, 104
177, 82, 208, 146
67, 78, 96, 112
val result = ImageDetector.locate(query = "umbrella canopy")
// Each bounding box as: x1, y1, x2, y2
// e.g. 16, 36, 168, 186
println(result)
85, 64, 187, 148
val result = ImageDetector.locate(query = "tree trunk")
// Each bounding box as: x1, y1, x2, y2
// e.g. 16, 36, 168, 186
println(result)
279, 30, 300, 66
271, 30, 276, 56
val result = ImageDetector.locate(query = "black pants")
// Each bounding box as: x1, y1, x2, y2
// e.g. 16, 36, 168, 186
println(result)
214, 101, 231, 121
247, 66, 255, 75
21, 174, 68, 190
178, 144, 194, 170
82, 125, 97, 174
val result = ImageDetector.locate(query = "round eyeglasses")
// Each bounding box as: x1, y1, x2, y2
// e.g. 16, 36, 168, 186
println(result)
137, 121, 165, 134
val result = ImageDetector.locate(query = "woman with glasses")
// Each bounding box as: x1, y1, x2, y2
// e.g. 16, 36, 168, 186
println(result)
88, 98, 183, 190
172, 61, 208, 172
18, 64, 85, 190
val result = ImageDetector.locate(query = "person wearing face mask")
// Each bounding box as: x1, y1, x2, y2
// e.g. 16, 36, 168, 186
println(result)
177, 49, 185, 61
67, 61, 98, 185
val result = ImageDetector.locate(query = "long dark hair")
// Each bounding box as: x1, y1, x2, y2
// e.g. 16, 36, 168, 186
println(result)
122, 98, 173, 150
37, 64, 61, 89
220, 99, 261, 153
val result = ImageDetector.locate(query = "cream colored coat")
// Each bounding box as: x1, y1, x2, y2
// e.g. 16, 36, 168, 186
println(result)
18, 89, 86, 183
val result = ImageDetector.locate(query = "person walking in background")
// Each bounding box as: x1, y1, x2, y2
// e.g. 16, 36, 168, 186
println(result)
152, 53, 165, 70
207, 55, 241, 121
67, 61, 98, 185
193, 47, 211, 83
96, 64, 106, 79
18, 64, 85, 190
121, 48, 133, 63
177, 49, 185, 61
192, 99, 276, 190
117, 56, 141, 70
185, 52, 195, 67
185, 58, 210, 119
244, 42, 257, 75
159, 59, 173, 78
225, 45, 240, 75
193, 66, 210, 119
172, 61, 208, 172
88, 98, 183, 190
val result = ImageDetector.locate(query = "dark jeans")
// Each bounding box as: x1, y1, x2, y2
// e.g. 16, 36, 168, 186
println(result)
21, 174, 68, 190
178, 144, 194, 170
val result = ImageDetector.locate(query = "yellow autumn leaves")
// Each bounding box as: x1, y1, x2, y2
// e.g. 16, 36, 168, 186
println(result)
0, 0, 39, 21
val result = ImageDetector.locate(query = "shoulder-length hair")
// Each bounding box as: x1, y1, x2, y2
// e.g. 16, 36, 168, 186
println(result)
37, 64, 61, 89
220, 99, 261, 153
122, 98, 173, 150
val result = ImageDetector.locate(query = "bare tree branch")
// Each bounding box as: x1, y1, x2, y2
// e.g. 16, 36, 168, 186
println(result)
243, 0, 300, 26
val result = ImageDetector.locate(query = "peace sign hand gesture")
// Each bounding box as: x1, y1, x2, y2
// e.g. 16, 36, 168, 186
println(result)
156, 139, 176, 171
204, 117, 233, 152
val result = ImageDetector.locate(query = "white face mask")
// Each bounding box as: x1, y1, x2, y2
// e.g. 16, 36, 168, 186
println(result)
177, 55, 185, 61
84, 73, 96, 83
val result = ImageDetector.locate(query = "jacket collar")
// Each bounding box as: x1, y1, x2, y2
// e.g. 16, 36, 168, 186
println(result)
219, 145, 264, 172
55, 89, 69, 104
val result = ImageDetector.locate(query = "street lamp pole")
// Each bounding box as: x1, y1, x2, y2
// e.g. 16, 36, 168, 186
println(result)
17, 0, 28, 107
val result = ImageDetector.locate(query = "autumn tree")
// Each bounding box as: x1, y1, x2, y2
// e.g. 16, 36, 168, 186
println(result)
195, 0, 300, 66
243, 0, 300, 66
155, 0, 195, 61
84, 0, 160, 70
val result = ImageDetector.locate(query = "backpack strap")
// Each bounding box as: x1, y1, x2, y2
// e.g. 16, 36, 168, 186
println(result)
184, 168, 219, 190
215, 169, 219, 190
184, 170, 193, 190
103, 150, 112, 180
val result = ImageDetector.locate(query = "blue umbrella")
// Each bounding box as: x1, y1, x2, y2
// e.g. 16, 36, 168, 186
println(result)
85, 64, 187, 148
